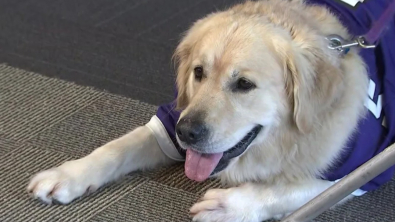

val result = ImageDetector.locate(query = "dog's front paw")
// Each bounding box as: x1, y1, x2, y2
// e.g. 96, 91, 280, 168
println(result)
190, 186, 263, 222
27, 160, 96, 205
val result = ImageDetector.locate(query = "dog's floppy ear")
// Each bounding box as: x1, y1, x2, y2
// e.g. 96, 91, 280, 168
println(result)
172, 39, 193, 110
284, 44, 344, 134
172, 17, 210, 110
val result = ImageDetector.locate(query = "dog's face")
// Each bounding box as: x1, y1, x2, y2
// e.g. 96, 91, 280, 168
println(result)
173, 12, 343, 181
175, 22, 285, 154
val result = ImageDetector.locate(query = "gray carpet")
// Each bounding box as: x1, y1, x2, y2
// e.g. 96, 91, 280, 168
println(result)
1, 64, 394, 221
0, 0, 242, 105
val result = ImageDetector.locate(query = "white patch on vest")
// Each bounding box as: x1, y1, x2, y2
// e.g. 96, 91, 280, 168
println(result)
365, 80, 385, 128
146, 116, 185, 161
338, 0, 363, 7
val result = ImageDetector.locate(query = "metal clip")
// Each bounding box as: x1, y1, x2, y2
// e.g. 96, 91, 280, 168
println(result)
326, 34, 376, 54
355, 36, 376, 49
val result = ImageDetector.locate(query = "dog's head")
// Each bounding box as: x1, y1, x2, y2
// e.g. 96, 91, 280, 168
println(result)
173, 10, 343, 181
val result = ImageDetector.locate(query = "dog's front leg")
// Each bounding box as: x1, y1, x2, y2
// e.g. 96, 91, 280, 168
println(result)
190, 180, 352, 222
27, 125, 175, 204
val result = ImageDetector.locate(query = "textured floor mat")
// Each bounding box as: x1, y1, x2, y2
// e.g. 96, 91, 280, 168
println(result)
0, 64, 394, 221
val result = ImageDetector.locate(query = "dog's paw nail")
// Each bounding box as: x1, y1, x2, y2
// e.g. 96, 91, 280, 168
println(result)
52, 199, 63, 205
47, 183, 60, 198
85, 185, 97, 194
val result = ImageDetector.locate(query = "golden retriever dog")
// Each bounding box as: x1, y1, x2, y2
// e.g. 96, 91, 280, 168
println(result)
27, 0, 372, 221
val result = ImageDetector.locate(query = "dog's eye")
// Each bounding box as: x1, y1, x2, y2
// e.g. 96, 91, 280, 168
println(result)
236, 78, 255, 91
194, 66, 204, 81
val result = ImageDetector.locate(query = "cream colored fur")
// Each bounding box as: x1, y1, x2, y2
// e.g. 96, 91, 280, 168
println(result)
27, 1, 369, 221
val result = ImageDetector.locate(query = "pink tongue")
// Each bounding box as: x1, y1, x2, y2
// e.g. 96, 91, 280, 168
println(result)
185, 149, 223, 182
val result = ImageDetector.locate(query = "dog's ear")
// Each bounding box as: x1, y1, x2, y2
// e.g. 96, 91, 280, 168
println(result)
172, 17, 210, 110
172, 39, 193, 110
284, 44, 343, 134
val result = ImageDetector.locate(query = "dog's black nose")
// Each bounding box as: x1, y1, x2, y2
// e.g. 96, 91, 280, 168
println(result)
176, 115, 208, 145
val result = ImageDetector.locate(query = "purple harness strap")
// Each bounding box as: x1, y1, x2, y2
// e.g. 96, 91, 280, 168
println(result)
326, 0, 395, 53
363, 0, 395, 44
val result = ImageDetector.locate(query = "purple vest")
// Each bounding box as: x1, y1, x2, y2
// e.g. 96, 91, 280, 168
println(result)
155, 0, 395, 191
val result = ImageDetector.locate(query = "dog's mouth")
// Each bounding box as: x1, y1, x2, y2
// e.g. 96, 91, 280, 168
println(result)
184, 125, 263, 182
